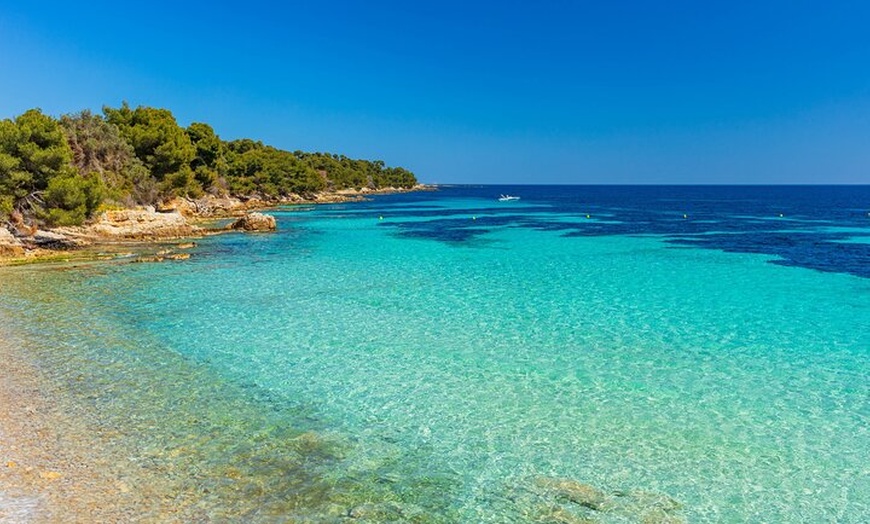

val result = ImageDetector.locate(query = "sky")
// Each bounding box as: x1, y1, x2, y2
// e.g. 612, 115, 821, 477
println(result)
1, 1, 868, 184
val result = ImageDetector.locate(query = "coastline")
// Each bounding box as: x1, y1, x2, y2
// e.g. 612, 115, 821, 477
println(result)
0, 184, 436, 522
0, 185, 433, 267
0, 188, 356, 521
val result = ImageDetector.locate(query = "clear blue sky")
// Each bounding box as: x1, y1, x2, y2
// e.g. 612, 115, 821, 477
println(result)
1, 1, 868, 184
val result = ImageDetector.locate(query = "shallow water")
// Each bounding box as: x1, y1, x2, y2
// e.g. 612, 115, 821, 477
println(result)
1, 186, 868, 522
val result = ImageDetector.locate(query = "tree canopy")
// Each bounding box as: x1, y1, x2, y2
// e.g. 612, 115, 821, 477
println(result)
0, 109, 76, 220
0, 104, 418, 227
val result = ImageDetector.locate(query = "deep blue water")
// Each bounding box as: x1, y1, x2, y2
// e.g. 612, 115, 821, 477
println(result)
365, 185, 870, 278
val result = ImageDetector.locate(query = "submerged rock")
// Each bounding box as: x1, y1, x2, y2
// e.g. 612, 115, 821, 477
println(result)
229, 212, 277, 232
529, 477, 686, 524
132, 256, 165, 263
535, 505, 597, 524
534, 477, 608, 510
347, 501, 409, 520
133, 252, 191, 263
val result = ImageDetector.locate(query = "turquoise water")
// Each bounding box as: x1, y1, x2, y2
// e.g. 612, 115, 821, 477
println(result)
2, 187, 868, 522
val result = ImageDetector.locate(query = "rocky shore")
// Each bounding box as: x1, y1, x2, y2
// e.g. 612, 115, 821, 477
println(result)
0, 185, 430, 264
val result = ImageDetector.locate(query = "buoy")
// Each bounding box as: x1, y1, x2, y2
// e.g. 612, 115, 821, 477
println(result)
379, 216, 383, 220
683, 214, 687, 219
472, 216, 477, 220
586, 214, 590, 219
779, 213, 783, 218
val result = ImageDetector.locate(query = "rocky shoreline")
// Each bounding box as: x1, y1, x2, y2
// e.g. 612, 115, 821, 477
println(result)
0, 185, 431, 265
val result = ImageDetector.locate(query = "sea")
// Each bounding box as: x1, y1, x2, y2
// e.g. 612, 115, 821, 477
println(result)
1, 185, 868, 522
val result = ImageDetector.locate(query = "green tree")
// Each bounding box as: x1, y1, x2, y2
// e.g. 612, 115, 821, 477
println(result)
187, 122, 225, 192
225, 141, 325, 197
60, 110, 152, 205
42, 172, 104, 226
0, 108, 75, 220
104, 103, 198, 197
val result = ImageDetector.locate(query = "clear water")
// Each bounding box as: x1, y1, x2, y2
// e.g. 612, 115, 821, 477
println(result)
2, 186, 868, 522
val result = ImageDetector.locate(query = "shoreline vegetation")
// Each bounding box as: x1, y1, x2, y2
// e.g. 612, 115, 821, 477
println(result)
0, 103, 428, 265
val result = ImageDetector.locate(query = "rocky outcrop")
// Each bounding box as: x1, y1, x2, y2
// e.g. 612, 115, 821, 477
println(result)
68, 208, 201, 240
29, 230, 88, 250
0, 227, 25, 257
228, 212, 276, 232
157, 196, 260, 218
152, 186, 434, 218
0, 225, 85, 257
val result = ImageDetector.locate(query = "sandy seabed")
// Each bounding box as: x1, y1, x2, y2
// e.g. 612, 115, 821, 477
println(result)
0, 330, 195, 523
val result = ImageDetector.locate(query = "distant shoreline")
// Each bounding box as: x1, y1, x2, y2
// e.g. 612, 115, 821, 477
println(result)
0, 184, 435, 266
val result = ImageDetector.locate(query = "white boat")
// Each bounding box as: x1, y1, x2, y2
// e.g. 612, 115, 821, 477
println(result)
498, 194, 520, 201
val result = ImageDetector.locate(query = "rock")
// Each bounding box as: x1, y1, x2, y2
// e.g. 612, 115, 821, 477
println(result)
535, 506, 597, 524
176, 242, 197, 249
165, 253, 190, 261
348, 502, 404, 520
223, 467, 243, 480
156, 197, 198, 217
158, 195, 261, 218
78, 208, 200, 240
31, 230, 86, 249
132, 256, 165, 263
603, 490, 684, 523
229, 212, 276, 232
0, 226, 25, 257
535, 478, 608, 510
641, 508, 686, 524
623, 491, 682, 512
38, 470, 63, 481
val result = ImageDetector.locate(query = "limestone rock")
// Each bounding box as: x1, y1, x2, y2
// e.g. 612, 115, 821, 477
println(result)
158, 195, 263, 217
30, 230, 86, 249
80, 208, 199, 240
157, 197, 198, 217
229, 212, 277, 232
0, 227, 25, 257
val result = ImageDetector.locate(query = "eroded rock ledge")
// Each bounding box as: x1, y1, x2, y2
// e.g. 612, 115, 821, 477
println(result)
59, 208, 201, 241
